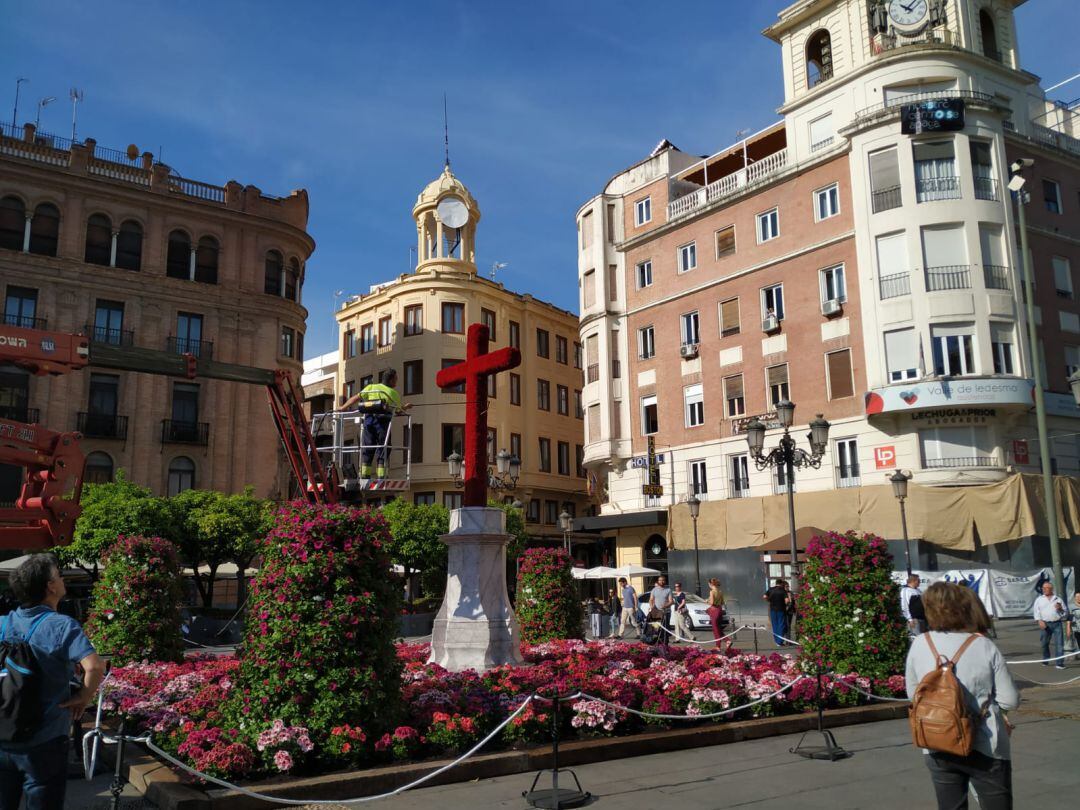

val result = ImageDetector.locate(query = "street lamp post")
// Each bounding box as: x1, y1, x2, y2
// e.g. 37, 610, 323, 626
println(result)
559, 510, 573, 555
890, 470, 913, 574
35, 96, 55, 131
745, 401, 830, 602
1010, 158, 1066, 600
686, 493, 702, 597
12, 78, 27, 132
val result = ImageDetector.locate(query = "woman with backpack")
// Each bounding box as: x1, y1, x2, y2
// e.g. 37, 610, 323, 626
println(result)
905, 582, 1019, 810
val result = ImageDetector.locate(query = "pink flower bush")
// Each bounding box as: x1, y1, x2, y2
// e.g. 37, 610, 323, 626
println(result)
105, 637, 906, 779
515, 548, 582, 643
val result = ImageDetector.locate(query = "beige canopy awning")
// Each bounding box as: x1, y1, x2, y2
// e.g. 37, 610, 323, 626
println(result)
669, 474, 1080, 552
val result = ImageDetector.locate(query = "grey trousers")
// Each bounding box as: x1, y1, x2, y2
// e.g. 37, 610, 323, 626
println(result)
924, 751, 1011, 810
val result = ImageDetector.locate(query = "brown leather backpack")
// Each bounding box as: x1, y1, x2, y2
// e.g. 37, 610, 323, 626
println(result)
909, 634, 988, 756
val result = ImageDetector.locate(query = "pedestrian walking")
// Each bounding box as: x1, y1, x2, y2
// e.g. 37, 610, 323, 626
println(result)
648, 576, 673, 649
1065, 591, 1080, 655
906, 582, 1019, 810
901, 574, 927, 637
763, 578, 789, 646
706, 578, 728, 651
0, 554, 106, 810
606, 587, 621, 638
1032, 580, 1068, 668
670, 582, 690, 643
616, 578, 639, 639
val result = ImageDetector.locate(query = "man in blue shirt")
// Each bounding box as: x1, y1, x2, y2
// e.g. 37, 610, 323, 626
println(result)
0, 554, 105, 810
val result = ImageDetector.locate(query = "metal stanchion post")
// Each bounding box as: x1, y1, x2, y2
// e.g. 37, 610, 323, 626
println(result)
790, 666, 850, 761
523, 694, 590, 809
109, 720, 126, 810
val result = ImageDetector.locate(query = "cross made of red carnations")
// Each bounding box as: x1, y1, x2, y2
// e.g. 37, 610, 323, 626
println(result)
435, 323, 522, 507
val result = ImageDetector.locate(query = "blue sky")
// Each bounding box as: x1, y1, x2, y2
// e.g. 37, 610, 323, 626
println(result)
3, 1, 1077, 355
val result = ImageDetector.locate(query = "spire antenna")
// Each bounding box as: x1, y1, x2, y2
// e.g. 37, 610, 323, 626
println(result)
443, 93, 450, 168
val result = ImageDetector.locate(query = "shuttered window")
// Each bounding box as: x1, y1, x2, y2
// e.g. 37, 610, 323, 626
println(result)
715, 225, 736, 258
724, 374, 745, 417
720, 298, 740, 336
826, 349, 854, 399
766, 364, 789, 406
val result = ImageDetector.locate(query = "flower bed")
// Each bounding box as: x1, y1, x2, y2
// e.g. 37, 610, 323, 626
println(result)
102, 641, 904, 782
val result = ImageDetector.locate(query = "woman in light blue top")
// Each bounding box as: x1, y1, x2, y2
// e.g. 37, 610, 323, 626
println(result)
905, 582, 1019, 810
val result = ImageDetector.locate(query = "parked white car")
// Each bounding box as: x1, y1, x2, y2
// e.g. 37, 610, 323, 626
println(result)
636, 592, 716, 631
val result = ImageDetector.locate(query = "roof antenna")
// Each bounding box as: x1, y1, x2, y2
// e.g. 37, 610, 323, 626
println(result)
443, 93, 450, 169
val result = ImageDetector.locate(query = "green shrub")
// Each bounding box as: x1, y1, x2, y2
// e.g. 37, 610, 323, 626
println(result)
84, 535, 184, 664
798, 531, 908, 680
224, 502, 403, 755
515, 547, 582, 644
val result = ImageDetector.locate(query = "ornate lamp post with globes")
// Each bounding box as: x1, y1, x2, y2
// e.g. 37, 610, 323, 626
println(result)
744, 400, 830, 602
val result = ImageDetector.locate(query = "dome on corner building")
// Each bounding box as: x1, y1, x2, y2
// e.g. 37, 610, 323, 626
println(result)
413, 165, 479, 216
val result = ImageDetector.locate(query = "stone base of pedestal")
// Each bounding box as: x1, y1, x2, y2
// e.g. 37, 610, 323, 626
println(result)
428, 507, 525, 672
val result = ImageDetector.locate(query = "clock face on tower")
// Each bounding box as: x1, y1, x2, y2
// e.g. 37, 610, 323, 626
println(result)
887, 0, 929, 29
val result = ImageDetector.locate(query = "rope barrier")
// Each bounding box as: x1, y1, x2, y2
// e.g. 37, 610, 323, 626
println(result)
1004, 648, 1080, 665
655, 622, 752, 645
573, 676, 806, 721
747, 626, 803, 647
837, 680, 910, 703
1015, 672, 1080, 687
83, 695, 536, 806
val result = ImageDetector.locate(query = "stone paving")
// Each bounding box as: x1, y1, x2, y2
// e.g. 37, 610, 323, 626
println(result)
64, 618, 1080, 808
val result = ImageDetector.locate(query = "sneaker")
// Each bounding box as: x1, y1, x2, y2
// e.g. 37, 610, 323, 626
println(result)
1056, 664, 1066, 670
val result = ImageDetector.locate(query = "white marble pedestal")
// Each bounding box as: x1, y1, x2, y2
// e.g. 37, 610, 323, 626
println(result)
427, 507, 525, 671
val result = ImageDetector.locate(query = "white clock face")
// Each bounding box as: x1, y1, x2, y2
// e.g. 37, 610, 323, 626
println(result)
888, 0, 929, 28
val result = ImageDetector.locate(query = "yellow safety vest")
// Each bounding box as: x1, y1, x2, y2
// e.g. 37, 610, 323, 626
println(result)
359, 382, 401, 411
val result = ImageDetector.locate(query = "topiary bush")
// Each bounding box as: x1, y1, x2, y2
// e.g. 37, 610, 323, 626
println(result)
224, 502, 403, 764
515, 547, 582, 644
798, 531, 908, 681
84, 535, 184, 665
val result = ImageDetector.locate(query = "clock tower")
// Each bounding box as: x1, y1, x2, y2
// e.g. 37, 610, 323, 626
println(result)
412, 164, 481, 274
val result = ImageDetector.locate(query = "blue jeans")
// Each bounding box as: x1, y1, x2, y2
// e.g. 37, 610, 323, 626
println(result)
0, 736, 69, 810
1041, 620, 1064, 664
769, 610, 787, 646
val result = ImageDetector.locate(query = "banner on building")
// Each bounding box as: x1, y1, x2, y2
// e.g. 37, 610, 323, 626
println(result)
892, 567, 1075, 618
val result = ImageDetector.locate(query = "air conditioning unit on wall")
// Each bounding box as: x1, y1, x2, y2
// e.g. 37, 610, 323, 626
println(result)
680, 343, 699, 359
821, 299, 843, 317
761, 314, 780, 333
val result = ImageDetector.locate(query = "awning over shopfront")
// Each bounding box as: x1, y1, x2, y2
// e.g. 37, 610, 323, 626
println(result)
573, 510, 667, 533
668, 474, 1080, 552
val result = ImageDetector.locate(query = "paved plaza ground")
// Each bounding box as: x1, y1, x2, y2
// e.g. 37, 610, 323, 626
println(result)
64, 619, 1080, 809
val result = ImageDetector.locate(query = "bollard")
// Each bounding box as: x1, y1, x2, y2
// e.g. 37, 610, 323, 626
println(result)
522, 694, 591, 809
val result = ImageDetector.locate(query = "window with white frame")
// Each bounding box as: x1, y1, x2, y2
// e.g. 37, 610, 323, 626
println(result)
635, 196, 652, 226
775, 464, 794, 494
1065, 345, 1080, 381
689, 459, 708, 497
885, 328, 919, 381
820, 264, 846, 303
636, 259, 653, 289
835, 438, 859, 487
991, 324, 1015, 375
1043, 179, 1062, 214
678, 242, 697, 272
638, 325, 655, 359
641, 394, 658, 435
680, 311, 699, 346
809, 113, 834, 152
815, 183, 840, 220
757, 208, 779, 243
766, 364, 789, 407
920, 425, 993, 468
913, 139, 958, 203
684, 383, 704, 428
723, 374, 745, 417
729, 455, 750, 496
761, 284, 785, 320
931, 323, 976, 376
1053, 256, 1073, 298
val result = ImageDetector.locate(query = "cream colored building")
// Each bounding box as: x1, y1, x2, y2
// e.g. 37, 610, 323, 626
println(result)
576, 0, 1080, 601
335, 166, 591, 541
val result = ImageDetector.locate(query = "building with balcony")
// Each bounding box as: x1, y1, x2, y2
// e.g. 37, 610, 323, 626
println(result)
334, 166, 591, 545
576, 0, 1080, 601
0, 123, 312, 501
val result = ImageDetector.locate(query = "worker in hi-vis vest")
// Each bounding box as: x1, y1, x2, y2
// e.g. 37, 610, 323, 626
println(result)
341, 368, 412, 478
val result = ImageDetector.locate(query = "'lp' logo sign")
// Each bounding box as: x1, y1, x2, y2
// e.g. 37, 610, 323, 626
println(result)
874, 446, 897, 469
